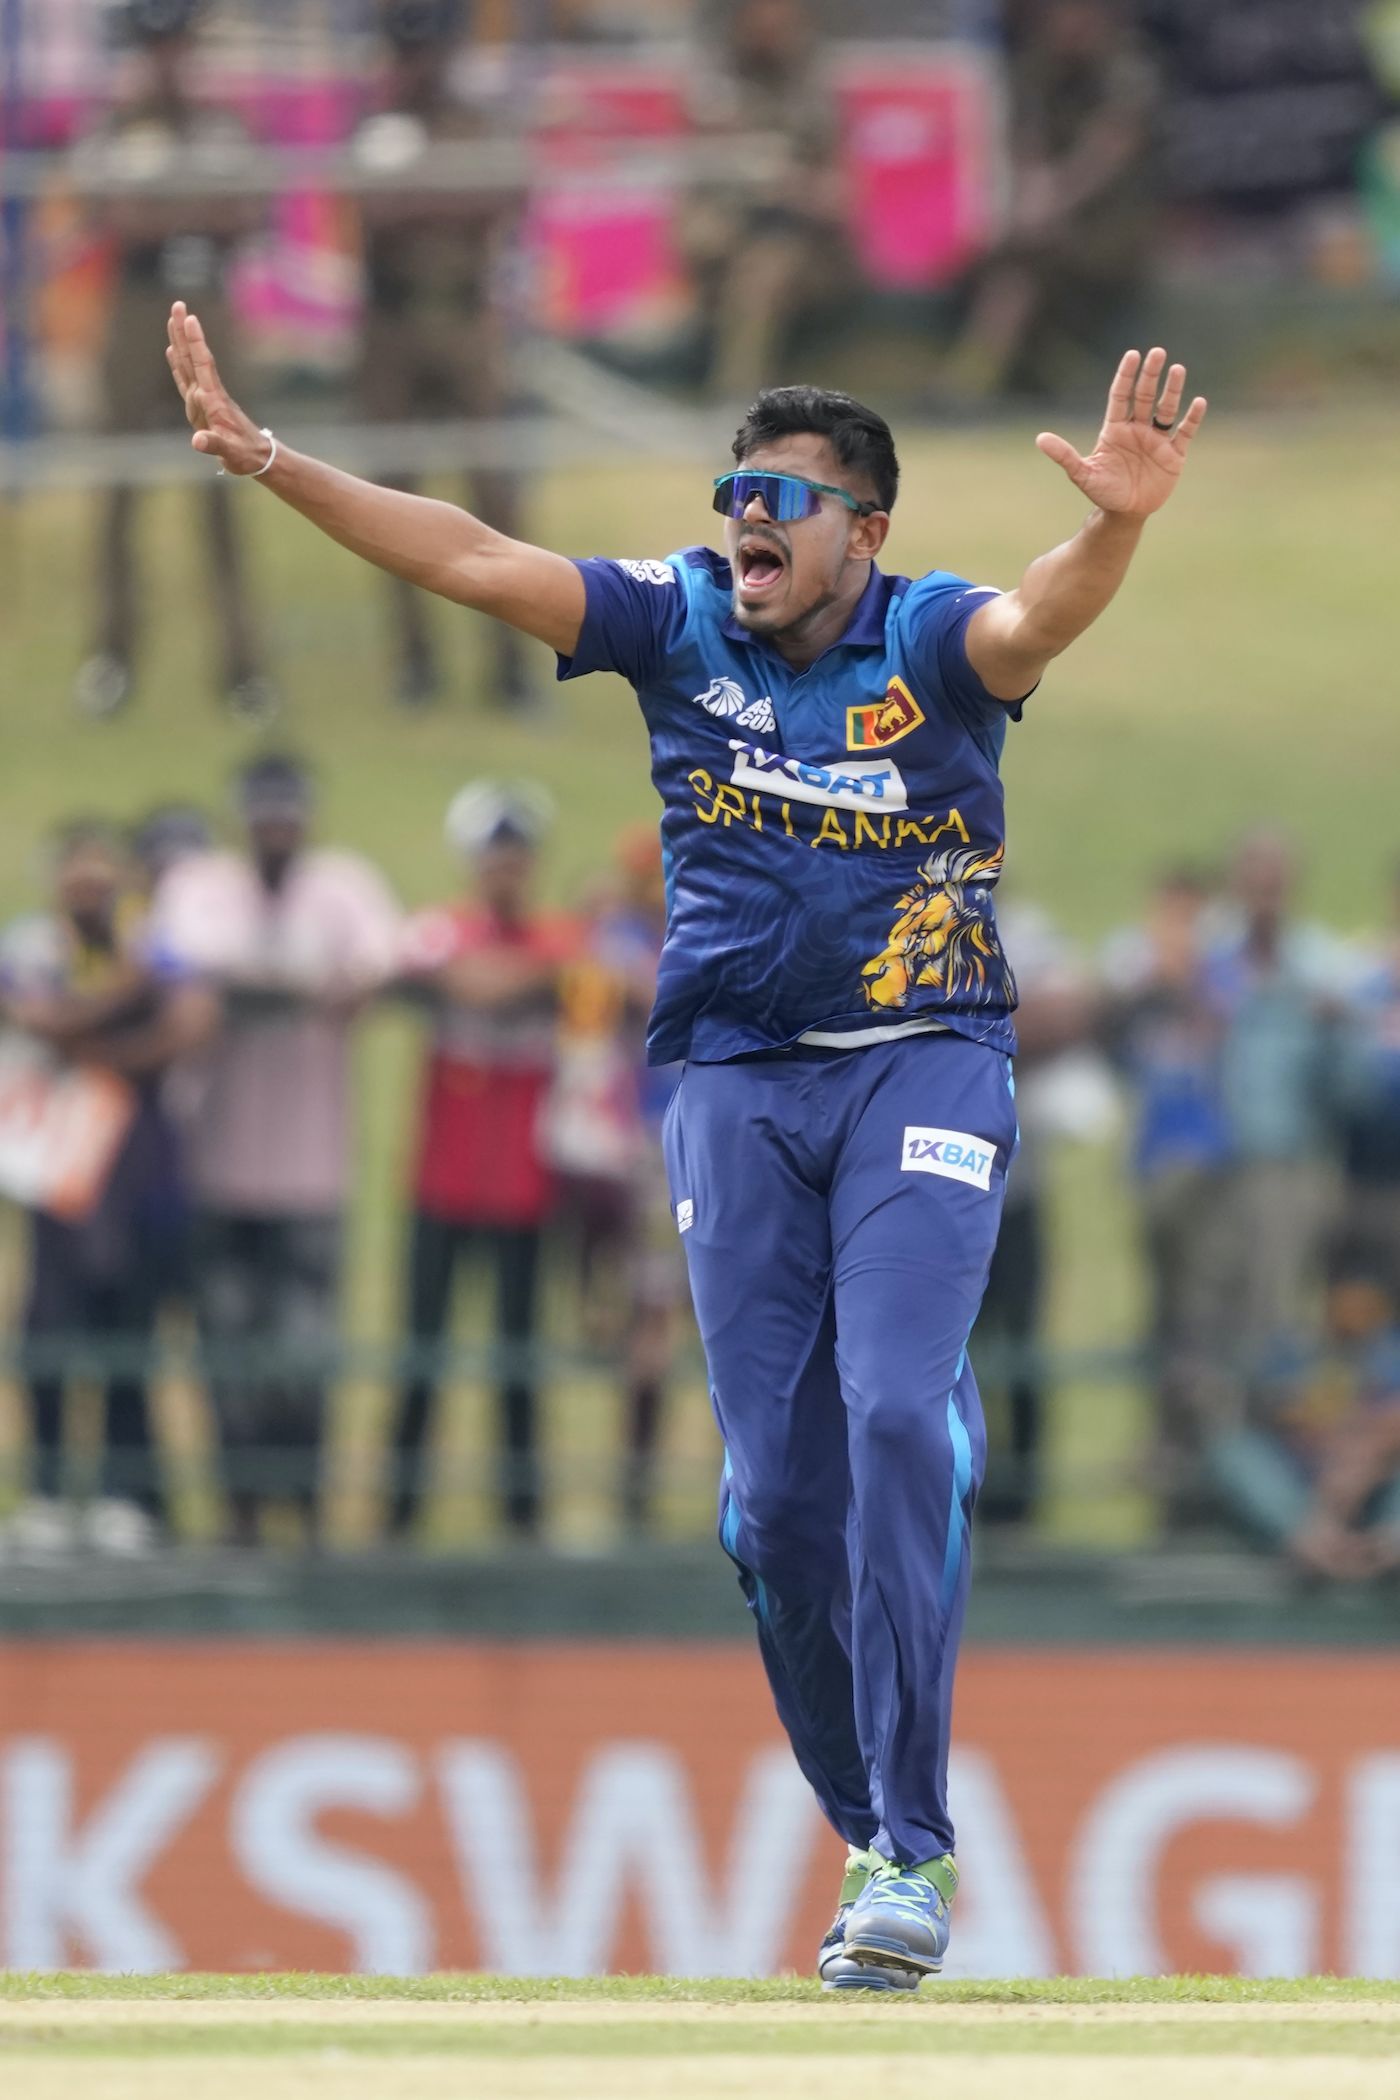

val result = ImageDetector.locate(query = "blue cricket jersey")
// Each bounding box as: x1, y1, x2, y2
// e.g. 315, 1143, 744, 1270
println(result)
557, 549, 1024, 1066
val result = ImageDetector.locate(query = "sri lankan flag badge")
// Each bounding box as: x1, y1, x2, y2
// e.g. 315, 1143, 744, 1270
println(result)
847, 676, 925, 751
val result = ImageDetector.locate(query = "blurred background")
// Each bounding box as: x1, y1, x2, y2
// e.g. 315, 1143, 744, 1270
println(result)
1, 0, 1399, 1980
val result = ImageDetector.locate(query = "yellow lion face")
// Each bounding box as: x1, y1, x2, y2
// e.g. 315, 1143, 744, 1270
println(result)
860, 847, 1004, 1012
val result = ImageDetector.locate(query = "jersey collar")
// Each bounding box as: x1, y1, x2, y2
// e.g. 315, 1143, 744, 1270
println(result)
721, 563, 891, 654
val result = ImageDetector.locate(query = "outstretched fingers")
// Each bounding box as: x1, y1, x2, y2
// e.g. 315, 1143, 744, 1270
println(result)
166, 302, 197, 402
1104, 349, 1140, 424
190, 426, 233, 463
1035, 429, 1085, 479
1173, 395, 1208, 452
1153, 362, 1187, 428
184, 310, 224, 406
1132, 346, 1168, 422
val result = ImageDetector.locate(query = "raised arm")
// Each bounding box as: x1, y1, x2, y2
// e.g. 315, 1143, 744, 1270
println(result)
165, 302, 586, 656
965, 347, 1207, 701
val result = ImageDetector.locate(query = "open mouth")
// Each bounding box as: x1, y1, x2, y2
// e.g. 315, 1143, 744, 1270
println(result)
737, 540, 788, 595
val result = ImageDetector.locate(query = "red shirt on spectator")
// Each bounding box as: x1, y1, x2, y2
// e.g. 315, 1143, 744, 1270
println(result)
406, 903, 578, 1226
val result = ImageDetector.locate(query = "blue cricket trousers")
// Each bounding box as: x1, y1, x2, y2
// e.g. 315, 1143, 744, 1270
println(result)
663, 1030, 1016, 1866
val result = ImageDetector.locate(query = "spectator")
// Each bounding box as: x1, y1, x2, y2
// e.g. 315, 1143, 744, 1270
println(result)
1203, 828, 1348, 1409
543, 825, 684, 1533
1101, 866, 1230, 1501
152, 755, 401, 1545
942, 0, 1157, 402
391, 782, 575, 1538
351, 0, 532, 709
1207, 1270, 1400, 1581
129, 803, 215, 898
1333, 863, 1400, 1302
0, 820, 218, 1554
679, 0, 846, 400
129, 807, 218, 1306
71, 0, 274, 722
973, 898, 1092, 1524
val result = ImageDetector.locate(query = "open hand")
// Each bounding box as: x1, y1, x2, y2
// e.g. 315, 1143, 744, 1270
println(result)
1036, 348, 1207, 520
165, 300, 272, 476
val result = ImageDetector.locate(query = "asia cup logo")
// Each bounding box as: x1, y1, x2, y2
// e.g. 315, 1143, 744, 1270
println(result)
694, 679, 776, 734
696, 677, 748, 718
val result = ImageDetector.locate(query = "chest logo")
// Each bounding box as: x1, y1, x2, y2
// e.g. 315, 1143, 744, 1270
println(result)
695, 679, 775, 734
848, 676, 924, 752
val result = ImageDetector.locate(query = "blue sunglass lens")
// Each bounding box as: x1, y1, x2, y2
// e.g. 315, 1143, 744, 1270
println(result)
714, 473, 818, 522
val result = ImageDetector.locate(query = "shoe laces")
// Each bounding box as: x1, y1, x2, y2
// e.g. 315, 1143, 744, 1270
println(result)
864, 1863, 946, 1926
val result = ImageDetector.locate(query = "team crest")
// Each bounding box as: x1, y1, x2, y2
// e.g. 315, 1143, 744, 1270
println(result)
847, 677, 924, 751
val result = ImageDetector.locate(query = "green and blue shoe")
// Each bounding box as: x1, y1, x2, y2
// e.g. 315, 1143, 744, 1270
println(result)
842, 1852, 958, 1978
817, 1847, 921, 1993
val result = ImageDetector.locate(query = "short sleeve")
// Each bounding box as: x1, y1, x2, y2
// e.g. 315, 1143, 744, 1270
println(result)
0, 915, 65, 998
147, 855, 243, 976
556, 557, 688, 688
902, 572, 1032, 753
325, 856, 403, 988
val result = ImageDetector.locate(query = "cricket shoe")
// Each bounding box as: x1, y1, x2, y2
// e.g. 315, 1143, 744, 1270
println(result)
818, 1847, 919, 1994
842, 1852, 958, 1979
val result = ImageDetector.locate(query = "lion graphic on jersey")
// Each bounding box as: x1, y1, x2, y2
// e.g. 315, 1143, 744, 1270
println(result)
860, 845, 1005, 1012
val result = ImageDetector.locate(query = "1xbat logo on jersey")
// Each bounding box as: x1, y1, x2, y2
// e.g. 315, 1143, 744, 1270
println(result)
727, 741, 909, 811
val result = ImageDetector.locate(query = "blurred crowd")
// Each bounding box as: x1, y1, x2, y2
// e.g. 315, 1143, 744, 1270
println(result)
2, 781, 1400, 1585
68, 0, 877, 721
49, 0, 1394, 717
0, 762, 682, 1555
985, 836, 1400, 1583
5, 0, 1399, 1578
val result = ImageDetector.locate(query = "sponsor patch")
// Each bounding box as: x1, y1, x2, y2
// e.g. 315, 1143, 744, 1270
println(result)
676, 1198, 695, 1233
900, 1126, 995, 1191
617, 559, 676, 586
728, 741, 908, 812
848, 676, 925, 751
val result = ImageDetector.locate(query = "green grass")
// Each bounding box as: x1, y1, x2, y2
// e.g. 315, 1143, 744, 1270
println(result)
4, 1973, 1399, 2003
2, 412, 1393, 1546
3, 1980, 1397, 2085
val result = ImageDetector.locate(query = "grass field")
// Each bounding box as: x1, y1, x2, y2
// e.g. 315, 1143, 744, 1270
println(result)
3, 1976, 1399, 2100
1, 409, 1394, 1546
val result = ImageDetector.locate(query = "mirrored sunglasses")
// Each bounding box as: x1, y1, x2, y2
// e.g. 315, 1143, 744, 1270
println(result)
712, 470, 880, 522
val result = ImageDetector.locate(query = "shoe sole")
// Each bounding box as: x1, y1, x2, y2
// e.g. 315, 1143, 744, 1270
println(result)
843, 1932, 944, 1977
818, 1951, 922, 1994
821, 1970, 918, 1994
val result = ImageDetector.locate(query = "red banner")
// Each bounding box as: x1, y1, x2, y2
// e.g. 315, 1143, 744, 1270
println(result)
1, 1642, 1397, 1977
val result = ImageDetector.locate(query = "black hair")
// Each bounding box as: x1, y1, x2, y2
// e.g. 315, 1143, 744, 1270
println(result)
234, 751, 313, 810
118, 0, 205, 45
381, 0, 464, 49
732, 386, 899, 513
49, 816, 126, 863
1153, 863, 1213, 896
131, 802, 213, 861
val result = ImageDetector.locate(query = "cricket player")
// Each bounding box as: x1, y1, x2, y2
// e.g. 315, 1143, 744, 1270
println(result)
164, 301, 1205, 1987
